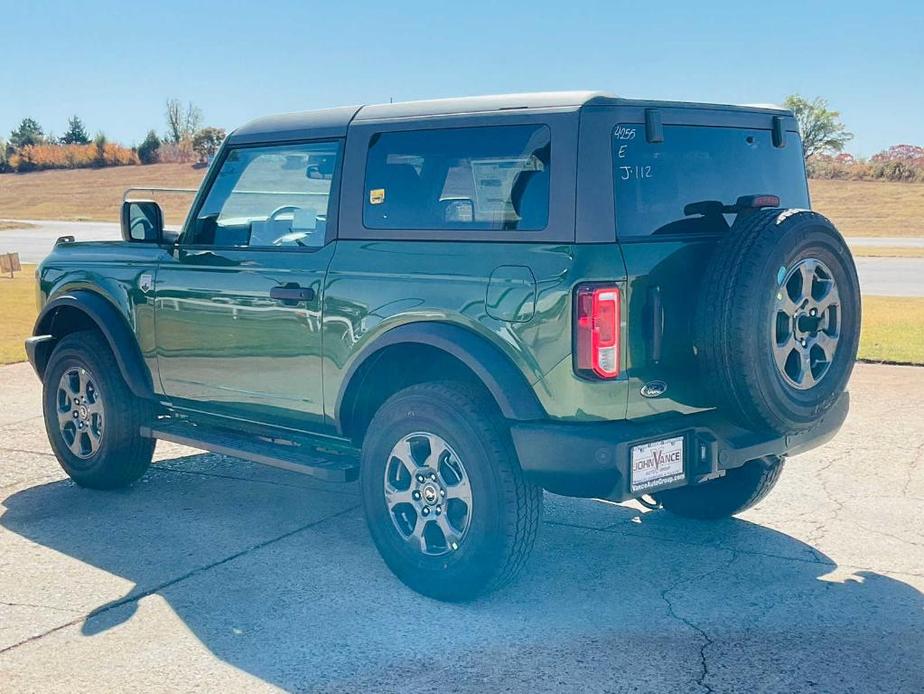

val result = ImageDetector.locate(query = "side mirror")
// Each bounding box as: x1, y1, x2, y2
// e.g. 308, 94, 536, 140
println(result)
121, 200, 164, 242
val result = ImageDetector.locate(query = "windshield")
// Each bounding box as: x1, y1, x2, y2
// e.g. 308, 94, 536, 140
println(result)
613, 124, 809, 237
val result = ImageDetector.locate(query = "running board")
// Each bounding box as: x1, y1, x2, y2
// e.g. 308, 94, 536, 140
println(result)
141, 421, 359, 483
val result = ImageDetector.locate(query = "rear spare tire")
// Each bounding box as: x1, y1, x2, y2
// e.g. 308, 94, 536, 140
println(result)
695, 209, 860, 435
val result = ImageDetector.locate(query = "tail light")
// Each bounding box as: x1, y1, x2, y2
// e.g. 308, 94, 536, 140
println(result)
575, 285, 621, 379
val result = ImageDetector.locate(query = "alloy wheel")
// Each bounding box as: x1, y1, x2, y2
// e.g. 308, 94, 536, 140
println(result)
773, 258, 841, 390
383, 431, 473, 557
56, 366, 104, 459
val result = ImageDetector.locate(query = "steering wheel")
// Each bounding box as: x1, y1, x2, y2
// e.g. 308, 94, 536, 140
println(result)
268, 205, 301, 221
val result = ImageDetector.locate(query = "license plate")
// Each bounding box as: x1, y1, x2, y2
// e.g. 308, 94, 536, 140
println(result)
630, 436, 685, 493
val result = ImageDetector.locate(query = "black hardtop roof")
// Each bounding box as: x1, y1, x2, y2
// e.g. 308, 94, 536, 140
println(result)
227, 91, 792, 144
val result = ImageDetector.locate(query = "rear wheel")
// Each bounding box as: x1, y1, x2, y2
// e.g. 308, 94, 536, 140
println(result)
653, 457, 784, 520
360, 382, 542, 601
43, 331, 154, 489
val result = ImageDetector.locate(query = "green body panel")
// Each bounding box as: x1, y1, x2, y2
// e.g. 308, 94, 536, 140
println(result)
620, 238, 719, 420
36, 235, 716, 429
153, 245, 334, 429
322, 241, 630, 424
37, 242, 170, 385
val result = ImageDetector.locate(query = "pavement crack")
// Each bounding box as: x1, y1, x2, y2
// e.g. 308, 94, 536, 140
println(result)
659, 550, 738, 693
0, 503, 359, 656
0, 600, 81, 614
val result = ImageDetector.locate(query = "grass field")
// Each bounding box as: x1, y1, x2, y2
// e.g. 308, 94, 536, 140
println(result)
0, 265, 36, 365
858, 296, 924, 364
1, 266, 921, 366
0, 163, 205, 227
809, 179, 924, 237
1, 164, 923, 237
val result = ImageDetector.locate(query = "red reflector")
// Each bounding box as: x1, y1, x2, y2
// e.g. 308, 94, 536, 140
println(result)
750, 195, 780, 208
575, 285, 620, 379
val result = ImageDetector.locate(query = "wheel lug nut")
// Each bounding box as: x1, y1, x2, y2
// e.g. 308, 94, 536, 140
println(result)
412, 490, 421, 500
435, 505, 442, 515
73, 411, 79, 418
801, 339, 807, 347
416, 474, 425, 483
810, 308, 817, 316
421, 506, 430, 516
440, 489, 446, 497
429, 472, 436, 481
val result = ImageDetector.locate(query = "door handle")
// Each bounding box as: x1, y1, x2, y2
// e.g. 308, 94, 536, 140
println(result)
270, 284, 315, 303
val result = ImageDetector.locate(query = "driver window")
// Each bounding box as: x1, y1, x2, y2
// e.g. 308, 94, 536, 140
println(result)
188, 141, 340, 248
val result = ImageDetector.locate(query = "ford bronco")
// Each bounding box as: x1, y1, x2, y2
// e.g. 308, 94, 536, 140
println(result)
26, 92, 860, 601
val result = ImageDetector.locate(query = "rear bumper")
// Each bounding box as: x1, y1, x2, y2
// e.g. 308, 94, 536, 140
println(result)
511, 392, 849, 501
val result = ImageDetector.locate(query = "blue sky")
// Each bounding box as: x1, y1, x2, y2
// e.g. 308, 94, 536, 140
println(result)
1, 0, 921, 156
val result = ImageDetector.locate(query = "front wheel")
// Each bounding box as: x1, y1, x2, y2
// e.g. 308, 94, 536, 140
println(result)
652, 456, 784, 520
43, 331, 155, 489
360, 382, 542, 601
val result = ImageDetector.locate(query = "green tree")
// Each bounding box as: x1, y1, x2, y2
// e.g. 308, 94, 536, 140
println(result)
9, 117, 45, 148
93, 132, 107, 165
60, 115, 91, 145
784, 95, 853, 160
0, 138, 9, 173
191, 126, 226, 162
137, 129, 161, 164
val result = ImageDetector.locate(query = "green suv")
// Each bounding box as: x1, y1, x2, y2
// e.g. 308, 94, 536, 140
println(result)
26, 92, 860, 600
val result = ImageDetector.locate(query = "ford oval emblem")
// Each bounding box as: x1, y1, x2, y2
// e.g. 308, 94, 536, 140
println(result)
640, 380, 668, 398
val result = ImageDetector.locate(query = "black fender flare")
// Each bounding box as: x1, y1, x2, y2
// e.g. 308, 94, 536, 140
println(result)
32, 290, 154, 399
335, 321, 546, 431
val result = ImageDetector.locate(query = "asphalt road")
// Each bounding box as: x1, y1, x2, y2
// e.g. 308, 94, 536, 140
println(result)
2, 219, 923, 296
0, 361, 922, 692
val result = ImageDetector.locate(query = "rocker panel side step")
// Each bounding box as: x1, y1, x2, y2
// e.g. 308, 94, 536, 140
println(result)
141, 421, 359, 482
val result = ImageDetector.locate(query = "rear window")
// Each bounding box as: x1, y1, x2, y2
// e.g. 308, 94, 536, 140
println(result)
364, 125, 551, 232
612, 125, 808, 237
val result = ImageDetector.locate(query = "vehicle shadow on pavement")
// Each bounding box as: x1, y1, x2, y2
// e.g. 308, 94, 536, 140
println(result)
2, 452, 923, 693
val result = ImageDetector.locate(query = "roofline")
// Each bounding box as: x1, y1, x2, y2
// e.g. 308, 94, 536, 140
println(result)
228, 91, 794, 144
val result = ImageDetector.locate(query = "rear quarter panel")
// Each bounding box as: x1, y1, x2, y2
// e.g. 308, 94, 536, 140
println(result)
322, 241, 631, 422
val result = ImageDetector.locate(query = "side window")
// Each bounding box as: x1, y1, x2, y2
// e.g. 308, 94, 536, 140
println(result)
363, 125, 550, 232
188, 141, 341, 248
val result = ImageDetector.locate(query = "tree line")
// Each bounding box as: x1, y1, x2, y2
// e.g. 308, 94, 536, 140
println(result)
2, 94, 921, 182
784, 94, 922, 182
0, 99, 225, 173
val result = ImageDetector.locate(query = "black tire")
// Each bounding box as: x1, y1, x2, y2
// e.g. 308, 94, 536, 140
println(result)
653, 457, 784, 520
43, 330, 154, 489
695, 209, 861, 435
360, 381, 542, 601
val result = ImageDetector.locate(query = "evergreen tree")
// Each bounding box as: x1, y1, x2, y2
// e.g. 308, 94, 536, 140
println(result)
60, 115, 91, 145
9, 118, 45, 148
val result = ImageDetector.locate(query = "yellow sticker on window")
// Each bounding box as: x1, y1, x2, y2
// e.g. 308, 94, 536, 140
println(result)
369, 188, 385, 205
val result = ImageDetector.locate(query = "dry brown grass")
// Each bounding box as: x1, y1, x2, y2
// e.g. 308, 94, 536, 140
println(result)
809, 179, 924, 237
0, 163, 206, 226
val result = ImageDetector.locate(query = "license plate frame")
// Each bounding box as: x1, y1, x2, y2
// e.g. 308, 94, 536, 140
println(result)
630, 435, 685, 494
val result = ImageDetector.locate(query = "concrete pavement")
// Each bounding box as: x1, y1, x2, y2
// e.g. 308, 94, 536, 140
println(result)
1, 219, 923, 295
0, 360, 922, 692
